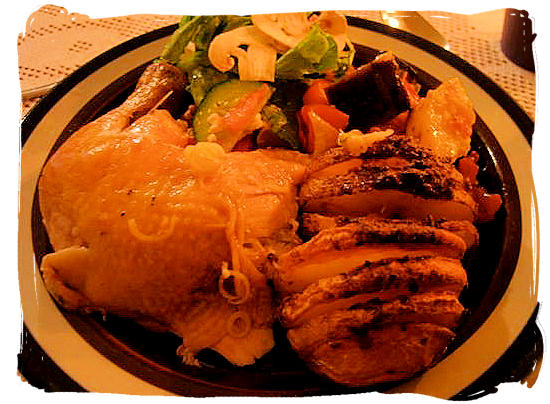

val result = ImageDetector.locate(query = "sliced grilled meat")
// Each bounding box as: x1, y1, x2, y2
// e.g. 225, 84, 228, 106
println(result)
437, 219, 479, 251
279, 256, 467, 327
287, 292, 464, 356
273, 220, 467, 294
301, 213, 479, 251
301, 134, 477, 222
306, 133, 444, 175
301, 322, 455, 387
300, 164, 476, 222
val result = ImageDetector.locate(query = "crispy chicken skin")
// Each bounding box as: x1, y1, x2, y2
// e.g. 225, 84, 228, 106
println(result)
39, 63, 307, 366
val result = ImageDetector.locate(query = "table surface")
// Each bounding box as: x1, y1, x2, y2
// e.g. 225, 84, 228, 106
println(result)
18, 6, 536, 120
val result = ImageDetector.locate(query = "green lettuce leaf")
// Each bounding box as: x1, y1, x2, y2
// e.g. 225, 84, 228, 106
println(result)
260, 81, 308, 148
159, 15, 252, 104
175, 51, 226, 104
187, 64, 231, 105
160, 15, 251, 66
275, 24, 339, 80
160, 16, 223, 64
220, 15, 252, 33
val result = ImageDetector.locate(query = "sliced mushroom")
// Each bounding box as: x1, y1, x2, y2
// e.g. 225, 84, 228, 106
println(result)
315, 11, 349, 53
208, 26, 277, 82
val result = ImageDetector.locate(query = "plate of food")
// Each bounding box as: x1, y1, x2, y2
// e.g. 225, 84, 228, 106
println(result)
19, 11, 537, 398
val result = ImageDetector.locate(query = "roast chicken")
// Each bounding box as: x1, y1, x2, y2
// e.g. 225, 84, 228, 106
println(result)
38, 62, 308, 365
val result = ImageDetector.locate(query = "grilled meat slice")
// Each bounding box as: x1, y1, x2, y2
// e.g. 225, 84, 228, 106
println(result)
287, 292, 464, 356
273, 220, 467, 294
300, 163, 476, 222
325, 52, 414, 131
301, 213, 479, 251
301, 134, 477, 222
300, 322, 455, 387
279, 256, 467, 327
306, 133, 443, 175
437, 219, 479, 251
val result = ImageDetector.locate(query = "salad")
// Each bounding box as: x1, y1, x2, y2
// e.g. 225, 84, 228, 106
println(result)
157, 12, 354, 152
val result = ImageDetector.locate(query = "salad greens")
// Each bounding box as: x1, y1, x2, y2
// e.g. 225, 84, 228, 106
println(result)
161, 15, 251, 64
177, 50, 230, 105
262, 81, 308, 149
160, 14, 351, 83
275, 24, 338, 80
160, 15, 252, 105
158, 13, 354, 149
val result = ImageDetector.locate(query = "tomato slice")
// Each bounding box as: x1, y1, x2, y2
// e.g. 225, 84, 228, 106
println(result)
301, 104, 349, 130
303, 80, 331, 105
221, 84, 271, 135
478, 193, 503, 223
400, 71, 421, 108
299, 104, 349, 154
457, 155, 480, 185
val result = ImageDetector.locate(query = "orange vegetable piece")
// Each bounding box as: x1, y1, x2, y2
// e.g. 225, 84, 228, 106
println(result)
303, 80, 331, 105
301, 104, 349, 130
299, 105, 349, 154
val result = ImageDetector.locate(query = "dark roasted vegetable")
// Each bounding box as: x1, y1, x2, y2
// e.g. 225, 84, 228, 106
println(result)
326, 52, 414, 130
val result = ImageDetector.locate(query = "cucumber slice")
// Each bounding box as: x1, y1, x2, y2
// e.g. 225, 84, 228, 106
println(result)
193, 80, 273, 151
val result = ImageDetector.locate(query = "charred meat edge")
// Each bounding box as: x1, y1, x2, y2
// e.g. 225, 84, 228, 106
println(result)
280, 256, 467, 327
301, 213, 479, 250
287, 292, 464, 356
303, 322, 455, 387
277, 220, 467, 269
